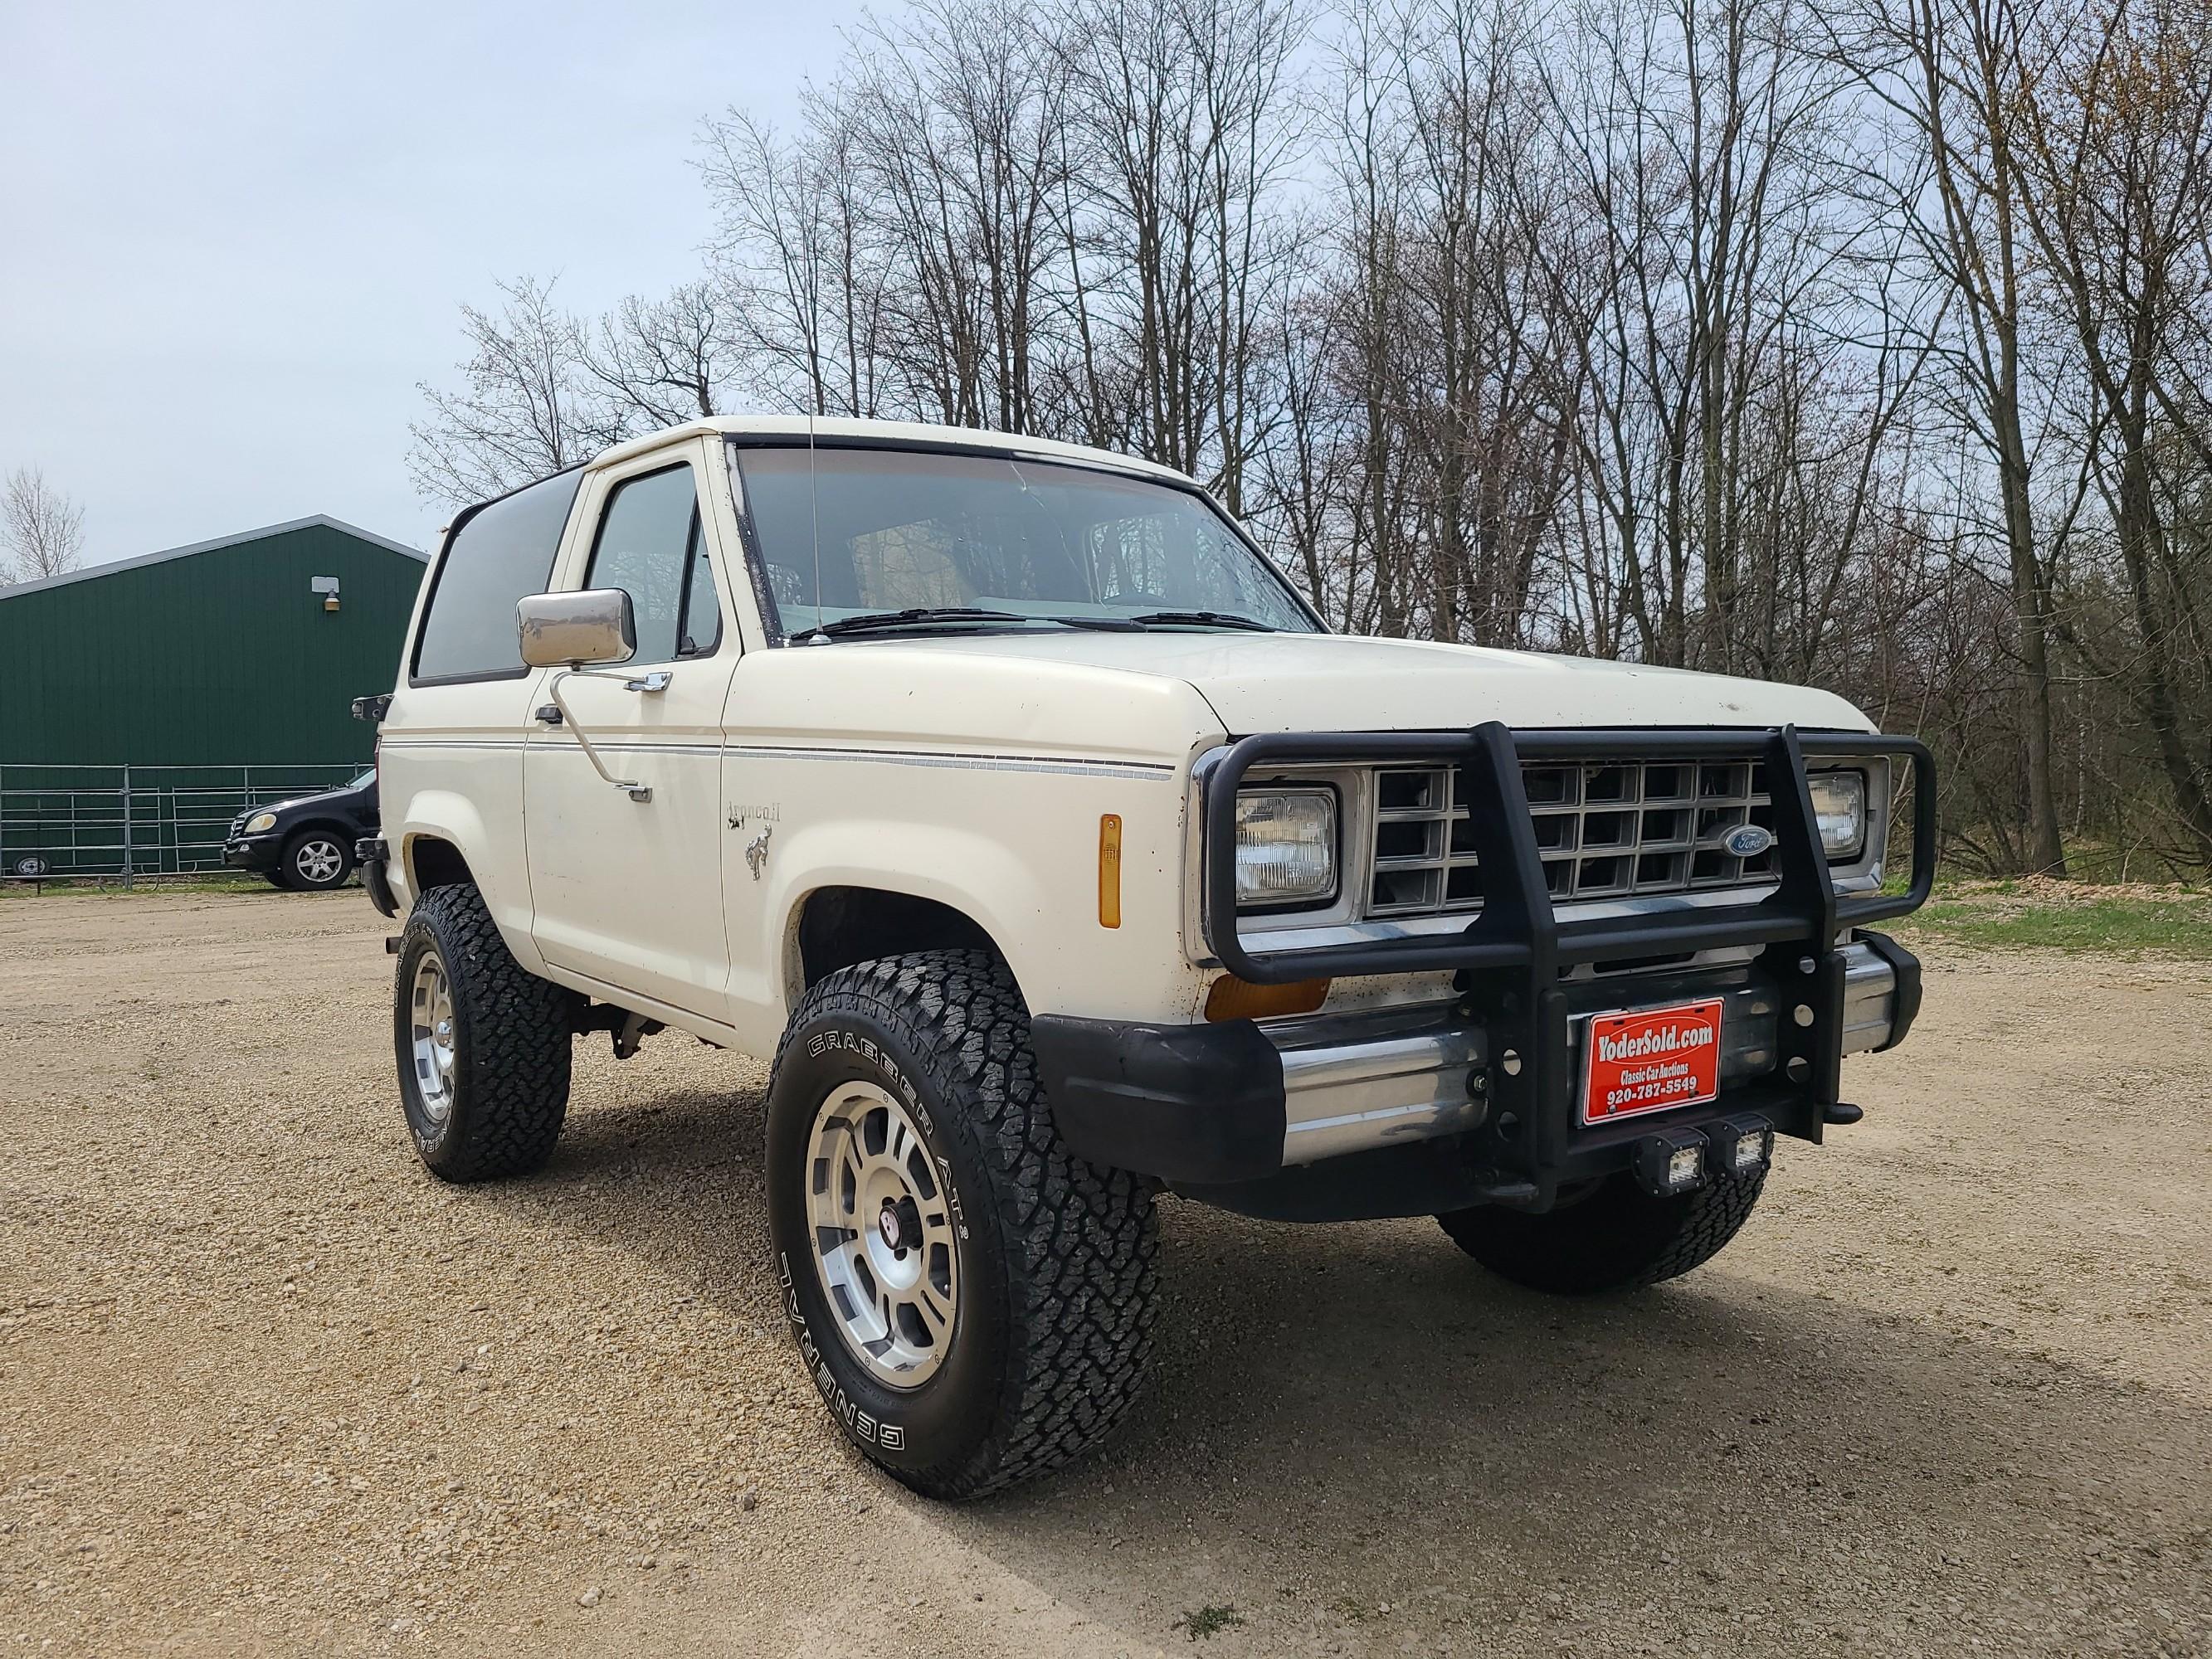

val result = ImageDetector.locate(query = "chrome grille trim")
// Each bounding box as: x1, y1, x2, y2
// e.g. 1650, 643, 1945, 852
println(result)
1367, 758, 1777, 917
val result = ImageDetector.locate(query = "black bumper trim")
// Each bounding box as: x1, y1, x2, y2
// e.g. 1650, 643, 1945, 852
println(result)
222, 839, 281, 873
1030, 1014, 1286, 1185
358, 837, 398, 918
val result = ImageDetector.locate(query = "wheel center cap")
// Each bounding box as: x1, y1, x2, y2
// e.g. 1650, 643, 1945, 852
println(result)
877, 1205, 904, 1250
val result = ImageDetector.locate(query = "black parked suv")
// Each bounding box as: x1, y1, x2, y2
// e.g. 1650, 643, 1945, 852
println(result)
223, 769, 378, 891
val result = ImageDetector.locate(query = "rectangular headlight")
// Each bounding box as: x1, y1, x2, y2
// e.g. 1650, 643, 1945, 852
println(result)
1234, 790, 1336, 906
1808, 771, 1866, 860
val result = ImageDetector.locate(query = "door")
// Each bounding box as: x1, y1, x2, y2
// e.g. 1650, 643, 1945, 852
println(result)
384, 466, 586, 956
524, 450, 738, 1020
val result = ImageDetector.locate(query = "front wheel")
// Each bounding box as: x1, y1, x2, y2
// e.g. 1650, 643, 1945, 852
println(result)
765, 950, 1159, 1501
1437, 1166, 1765, 1295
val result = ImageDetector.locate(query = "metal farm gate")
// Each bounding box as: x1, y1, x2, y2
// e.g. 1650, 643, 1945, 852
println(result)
0, 763, 362, 883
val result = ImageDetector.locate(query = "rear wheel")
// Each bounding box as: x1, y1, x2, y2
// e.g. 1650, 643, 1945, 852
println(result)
1437, 1167, 1765, 1295
765, 949, 1159, 1501
278, 829, 351, 891
392, 883, 570, 1181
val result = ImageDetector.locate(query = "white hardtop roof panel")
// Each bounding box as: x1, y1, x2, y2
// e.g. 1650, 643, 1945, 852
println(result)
590, 416, 1196, 486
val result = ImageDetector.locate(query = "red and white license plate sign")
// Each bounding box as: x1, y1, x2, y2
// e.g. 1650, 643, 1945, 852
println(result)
1581, 998, 1725, 1124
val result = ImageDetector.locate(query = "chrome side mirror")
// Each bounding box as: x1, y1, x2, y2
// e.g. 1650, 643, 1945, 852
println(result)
518, 589, 636, 669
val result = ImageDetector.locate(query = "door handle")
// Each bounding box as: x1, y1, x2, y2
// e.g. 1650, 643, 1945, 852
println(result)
534, 704, 563, 725
625, 671, 673, 693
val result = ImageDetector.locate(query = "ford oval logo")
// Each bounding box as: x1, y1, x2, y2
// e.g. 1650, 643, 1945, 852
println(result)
1722, 823, 1775, 858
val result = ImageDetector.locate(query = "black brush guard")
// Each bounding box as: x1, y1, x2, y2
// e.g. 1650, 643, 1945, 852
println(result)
1197, 722, 1935, 1199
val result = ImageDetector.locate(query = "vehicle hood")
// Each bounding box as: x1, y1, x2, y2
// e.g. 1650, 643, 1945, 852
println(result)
244, 782, 368, 820
244, 792, 319, 820
889, 631, 1873, 736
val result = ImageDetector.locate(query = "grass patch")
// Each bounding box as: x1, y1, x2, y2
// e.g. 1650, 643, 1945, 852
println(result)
1172, 1605, 1245, 1642
0, 874, 285, 898
1896, 878, 2212, 957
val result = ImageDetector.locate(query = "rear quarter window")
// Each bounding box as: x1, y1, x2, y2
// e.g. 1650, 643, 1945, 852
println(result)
412, 468, 585, 683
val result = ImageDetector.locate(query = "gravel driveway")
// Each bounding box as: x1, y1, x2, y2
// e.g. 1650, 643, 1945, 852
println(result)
2, 891, 2207, 1657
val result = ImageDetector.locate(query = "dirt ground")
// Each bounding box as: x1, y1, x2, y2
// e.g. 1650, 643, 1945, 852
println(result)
2, 891, 2207, 1658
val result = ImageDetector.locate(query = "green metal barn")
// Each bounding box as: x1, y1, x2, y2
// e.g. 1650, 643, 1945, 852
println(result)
0, 516, 426, 878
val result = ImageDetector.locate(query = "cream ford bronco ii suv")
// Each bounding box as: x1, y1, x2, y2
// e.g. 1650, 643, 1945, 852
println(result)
359, 416, 1932, 1500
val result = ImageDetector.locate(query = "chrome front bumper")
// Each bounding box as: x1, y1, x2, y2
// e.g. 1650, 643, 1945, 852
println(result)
1273, 939, 1905, 1166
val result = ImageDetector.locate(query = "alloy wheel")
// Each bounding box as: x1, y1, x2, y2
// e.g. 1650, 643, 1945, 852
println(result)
407, 951, 457, 1124
295, 839, 344, 884
802, 1080, 959, 1387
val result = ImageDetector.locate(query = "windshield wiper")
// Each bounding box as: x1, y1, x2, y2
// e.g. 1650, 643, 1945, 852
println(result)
798, 606, 1278, 640
803, 607, 1031, 640
1125, 610, 1277, 632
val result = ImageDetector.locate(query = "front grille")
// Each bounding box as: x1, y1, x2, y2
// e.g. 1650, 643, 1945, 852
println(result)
1368, 758, 1776, 917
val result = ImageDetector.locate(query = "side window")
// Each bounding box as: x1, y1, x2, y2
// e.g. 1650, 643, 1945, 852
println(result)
681, 536, 720, 657
585, 465, 721, 664
412, 467, 584, 682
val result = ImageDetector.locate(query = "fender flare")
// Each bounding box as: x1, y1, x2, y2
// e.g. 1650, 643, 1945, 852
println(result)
761, 819, 1052, 1003
393, 790, 547, 975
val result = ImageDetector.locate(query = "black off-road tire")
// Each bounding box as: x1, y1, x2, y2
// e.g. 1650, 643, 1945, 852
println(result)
765, 949, 1159, 1501
1437, 1166, 1766, 1295
392, 883, 571, 1182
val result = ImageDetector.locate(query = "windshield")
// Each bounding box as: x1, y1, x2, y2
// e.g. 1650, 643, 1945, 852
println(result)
351, 769, 376, 790
729, 445, 1318, 637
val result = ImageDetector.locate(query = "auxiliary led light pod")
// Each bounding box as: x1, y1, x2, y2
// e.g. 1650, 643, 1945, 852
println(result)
1703, 1113, 1775, 1178
1632, 1126, 1710, 1197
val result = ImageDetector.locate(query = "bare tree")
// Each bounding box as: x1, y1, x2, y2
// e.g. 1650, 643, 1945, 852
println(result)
582, 282, 743, 429
1307, 0, 1419, 634
1059, 0, 1309, 504
407, 275, 635, 508
2014, 0, 2212, 862
1823, 0, 2073, 873
401, 0, 2212, 876
1247, 273, 1348, 615
701, 102, 897, 418
1, 467, 86, 583
840, 0, 1074, 431
1537, 0, 1887, 675
1387, 0, 1577, 647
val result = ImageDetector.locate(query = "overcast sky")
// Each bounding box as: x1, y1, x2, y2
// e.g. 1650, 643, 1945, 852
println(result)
0, 1, 865, 567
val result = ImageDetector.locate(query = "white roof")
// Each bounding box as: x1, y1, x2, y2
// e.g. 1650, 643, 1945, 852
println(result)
0, 514, 426, 601
592, 414, 1196, 485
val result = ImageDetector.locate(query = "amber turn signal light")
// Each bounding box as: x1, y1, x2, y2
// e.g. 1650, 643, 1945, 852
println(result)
1204, 974, 1329, 1022
1098, 815, 1123, 928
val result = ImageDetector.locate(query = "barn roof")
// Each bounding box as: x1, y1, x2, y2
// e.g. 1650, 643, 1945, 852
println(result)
0, 514, 426, 603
